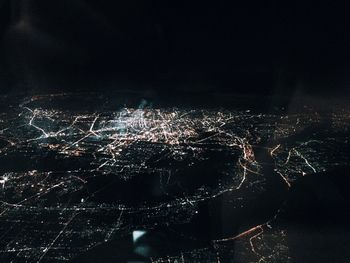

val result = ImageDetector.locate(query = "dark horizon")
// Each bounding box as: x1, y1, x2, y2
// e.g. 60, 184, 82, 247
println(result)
0, 1, 350, 98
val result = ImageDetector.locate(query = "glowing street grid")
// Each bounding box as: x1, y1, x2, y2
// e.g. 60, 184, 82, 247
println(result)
0, 93, 349, 262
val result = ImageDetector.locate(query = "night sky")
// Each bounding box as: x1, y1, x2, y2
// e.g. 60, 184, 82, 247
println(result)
0, 1, 350, 98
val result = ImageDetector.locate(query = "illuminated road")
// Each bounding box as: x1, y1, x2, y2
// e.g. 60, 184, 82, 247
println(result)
0, 93, 349, 262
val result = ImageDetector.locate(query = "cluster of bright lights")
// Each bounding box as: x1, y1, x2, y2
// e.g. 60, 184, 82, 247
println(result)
0, 94, 348, 262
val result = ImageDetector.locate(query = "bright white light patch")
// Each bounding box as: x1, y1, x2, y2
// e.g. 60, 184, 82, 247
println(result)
132, 230, 146, 243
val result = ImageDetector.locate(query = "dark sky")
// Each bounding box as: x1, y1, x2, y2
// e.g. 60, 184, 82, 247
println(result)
0, 1, 350, 97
